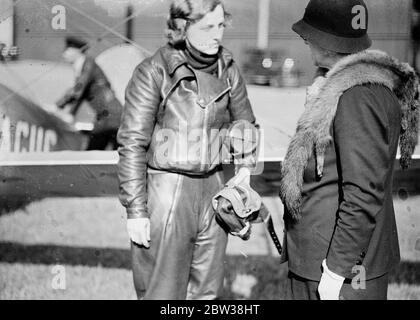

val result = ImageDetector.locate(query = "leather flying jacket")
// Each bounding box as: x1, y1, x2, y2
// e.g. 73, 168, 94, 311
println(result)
117, 44, 257, 218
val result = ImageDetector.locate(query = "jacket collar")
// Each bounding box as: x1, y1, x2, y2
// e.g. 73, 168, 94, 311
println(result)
158, 44, 234, 109
162, 43, 234, 76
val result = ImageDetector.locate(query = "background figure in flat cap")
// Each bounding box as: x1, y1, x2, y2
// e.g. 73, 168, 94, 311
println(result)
279, 0, 419, 300
56, 36, 122, 150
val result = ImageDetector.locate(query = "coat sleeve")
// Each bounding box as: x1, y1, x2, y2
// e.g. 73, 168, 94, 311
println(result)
326, 85, 391, 278
56, 58, 95, 113
228, 62, 256, 124
117, 59, 161, 219
227, 62, 259, 171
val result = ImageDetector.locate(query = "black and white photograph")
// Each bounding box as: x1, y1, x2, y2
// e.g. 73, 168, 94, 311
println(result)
0, 0, 419, 304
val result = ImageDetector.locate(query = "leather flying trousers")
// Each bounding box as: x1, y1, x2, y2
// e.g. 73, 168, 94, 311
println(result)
131, 167, 228, 300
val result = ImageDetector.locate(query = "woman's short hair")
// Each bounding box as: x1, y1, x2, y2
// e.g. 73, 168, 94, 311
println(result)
165, 0, 231, 46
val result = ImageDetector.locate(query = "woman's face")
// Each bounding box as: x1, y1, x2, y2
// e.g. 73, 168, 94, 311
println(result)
306, 40, 342, 70
186, 4, 225, 55
307, 41, 328, 68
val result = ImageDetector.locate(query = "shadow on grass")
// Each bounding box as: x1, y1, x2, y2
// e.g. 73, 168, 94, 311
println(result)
0, 196, 46, 216
0, 241, 419, 297
0, 241, 131, 269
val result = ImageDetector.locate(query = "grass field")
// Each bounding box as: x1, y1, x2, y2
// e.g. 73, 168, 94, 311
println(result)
0, 194, 419, 300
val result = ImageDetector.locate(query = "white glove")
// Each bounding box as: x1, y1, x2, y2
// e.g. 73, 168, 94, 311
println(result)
40, 102, 59, 113
54, 107, 75, 124
127, 218, 150, 248
318, 259, 345, 300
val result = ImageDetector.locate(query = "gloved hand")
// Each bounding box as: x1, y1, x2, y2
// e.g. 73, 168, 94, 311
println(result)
235, 167, 251, 184
214, 196, 252, 240
127, 218, 150, 248
318, 259, 345, 300
53, 104, 75, 124
212, 167, 260, 240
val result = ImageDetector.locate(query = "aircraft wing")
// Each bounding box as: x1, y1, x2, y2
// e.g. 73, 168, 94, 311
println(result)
95, 44, 149, 106
0, 83, 86, 152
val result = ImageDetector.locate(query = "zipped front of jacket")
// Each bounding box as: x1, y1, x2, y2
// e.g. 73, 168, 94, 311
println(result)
148, 61, 233, 175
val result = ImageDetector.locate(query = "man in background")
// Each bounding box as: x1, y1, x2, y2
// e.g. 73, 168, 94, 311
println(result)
56, 36, 122, 150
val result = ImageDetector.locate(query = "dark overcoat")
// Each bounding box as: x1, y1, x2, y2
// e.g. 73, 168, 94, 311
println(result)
57, 56, 122, 133
279, 50, 419, 280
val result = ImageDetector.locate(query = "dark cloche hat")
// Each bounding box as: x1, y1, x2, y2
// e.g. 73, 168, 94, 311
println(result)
292, 0, 372, 53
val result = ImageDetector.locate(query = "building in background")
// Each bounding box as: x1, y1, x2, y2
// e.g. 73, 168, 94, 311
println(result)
2, 0, 415, 86
0, 0, 20, 61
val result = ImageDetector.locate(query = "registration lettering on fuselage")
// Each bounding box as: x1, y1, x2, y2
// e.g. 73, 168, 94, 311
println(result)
0, 116, 58, 152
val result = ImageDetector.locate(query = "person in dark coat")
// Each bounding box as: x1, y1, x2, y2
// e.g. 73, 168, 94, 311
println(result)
56, 36, 122, 150
279, 0, 419, 300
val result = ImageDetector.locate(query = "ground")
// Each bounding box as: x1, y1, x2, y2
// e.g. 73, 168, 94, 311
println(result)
0, 194, 419, 300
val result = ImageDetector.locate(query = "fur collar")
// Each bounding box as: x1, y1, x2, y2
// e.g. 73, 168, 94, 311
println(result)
279, 50, 419, 220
